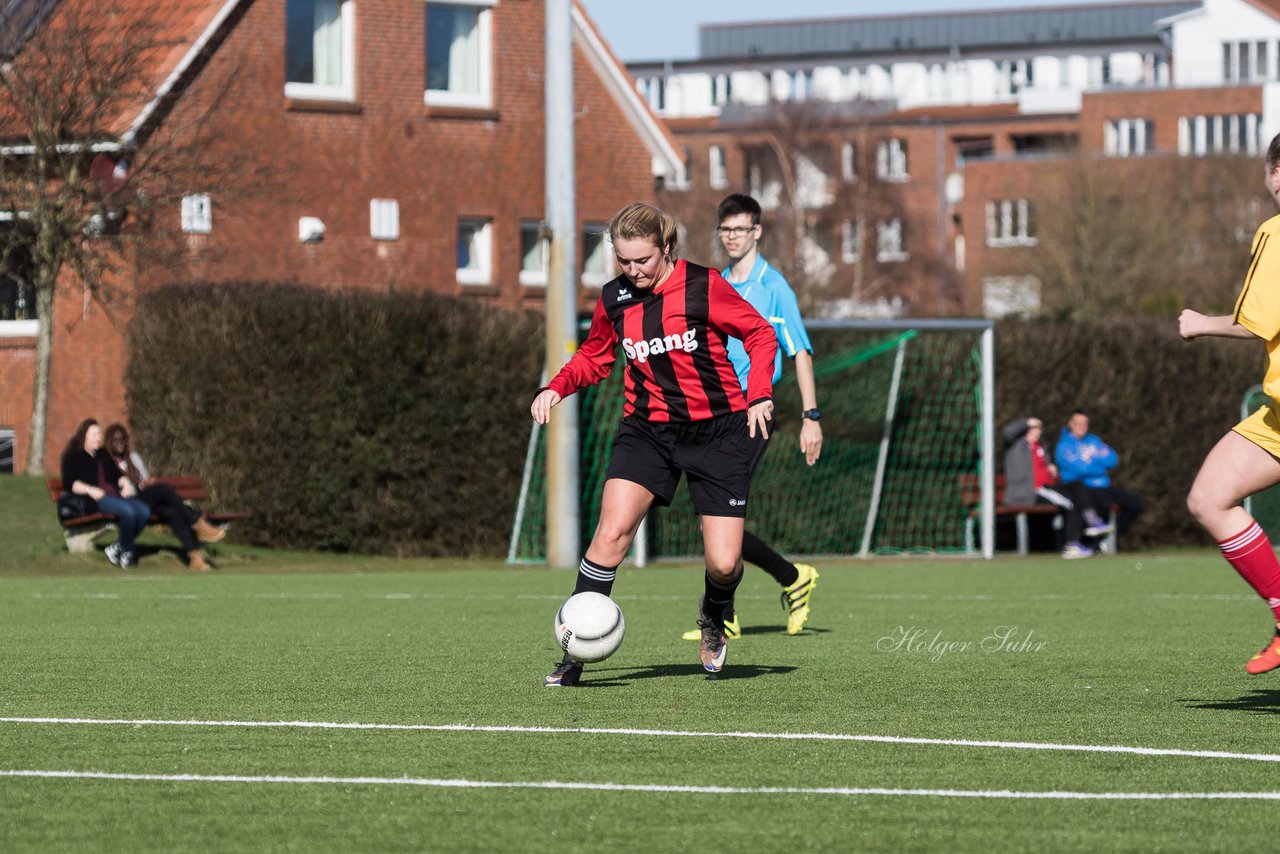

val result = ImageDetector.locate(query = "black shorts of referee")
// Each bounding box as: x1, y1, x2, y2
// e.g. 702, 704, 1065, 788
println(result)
605, 410, 770, 518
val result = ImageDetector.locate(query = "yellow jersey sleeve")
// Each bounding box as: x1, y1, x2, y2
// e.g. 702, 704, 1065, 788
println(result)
1235, 217, 1280, 342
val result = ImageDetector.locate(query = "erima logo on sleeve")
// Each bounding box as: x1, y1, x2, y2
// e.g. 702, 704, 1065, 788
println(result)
622, 329, 698, 363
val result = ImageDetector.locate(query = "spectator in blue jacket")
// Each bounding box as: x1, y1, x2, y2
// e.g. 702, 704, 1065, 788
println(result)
1054, 409, 1146, 539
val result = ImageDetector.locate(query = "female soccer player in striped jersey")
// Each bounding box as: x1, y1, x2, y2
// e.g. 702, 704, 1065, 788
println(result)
1181, 132, 1280, 675
531, 203, 778, 686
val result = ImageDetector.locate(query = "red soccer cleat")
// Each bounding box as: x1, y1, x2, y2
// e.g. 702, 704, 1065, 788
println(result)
1245, 628, 1280, 675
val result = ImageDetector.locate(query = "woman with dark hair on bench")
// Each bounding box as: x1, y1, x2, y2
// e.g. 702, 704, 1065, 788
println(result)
60, 418, 150, 569
104, 423, 224, 571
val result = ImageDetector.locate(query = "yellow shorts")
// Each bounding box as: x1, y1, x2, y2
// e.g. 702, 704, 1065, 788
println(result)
1233, 404, 1280, 460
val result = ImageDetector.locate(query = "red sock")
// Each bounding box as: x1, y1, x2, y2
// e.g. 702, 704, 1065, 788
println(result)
1218, 522, 1280, 621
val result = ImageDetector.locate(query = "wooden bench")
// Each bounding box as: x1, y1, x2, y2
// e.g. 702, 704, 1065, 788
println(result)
960, 474, 1118, 555
46, 477, 251, 553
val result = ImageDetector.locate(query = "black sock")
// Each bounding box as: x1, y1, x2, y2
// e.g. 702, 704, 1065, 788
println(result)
573, 557, 617, 597
702, 562, 744, 629
742, 530, 799, 588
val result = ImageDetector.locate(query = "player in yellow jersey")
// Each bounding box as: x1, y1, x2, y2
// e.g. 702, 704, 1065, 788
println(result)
1180, 132, 1280, 674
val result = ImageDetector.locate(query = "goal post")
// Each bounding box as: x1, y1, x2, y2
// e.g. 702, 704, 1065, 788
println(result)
509, 318, 995, 562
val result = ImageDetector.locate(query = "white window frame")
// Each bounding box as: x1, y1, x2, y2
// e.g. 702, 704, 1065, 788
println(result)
985, 199, 1036, 248
456, 217, 492, 285
1179, 113, 1261, 156
424, 0, 497, 110
841, 141, 856, 182
581, 223, 614, 287
982, 276, 1041, 319
876, 138, 908, 181
284, 0, 356, 101
841, 219, 860, 263
1104, 118, 1152, 157
519, 220, 547, 287
709, 145, 728, 190
181, 193, 212, 234
370, 199, 400, 241
876, 218, 908, 263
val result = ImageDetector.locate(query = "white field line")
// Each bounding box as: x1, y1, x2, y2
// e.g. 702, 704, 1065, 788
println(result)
0, 769, 1276, 799
2, 717, 1279, 764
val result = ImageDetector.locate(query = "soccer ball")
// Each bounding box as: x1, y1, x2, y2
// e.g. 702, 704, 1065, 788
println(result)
554, 592, 625, 663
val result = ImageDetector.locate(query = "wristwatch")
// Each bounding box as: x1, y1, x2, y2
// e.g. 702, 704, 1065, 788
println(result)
802, 408, 822, 421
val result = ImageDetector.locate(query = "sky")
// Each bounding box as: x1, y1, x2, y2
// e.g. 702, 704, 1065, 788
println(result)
579, 0, 1123, 63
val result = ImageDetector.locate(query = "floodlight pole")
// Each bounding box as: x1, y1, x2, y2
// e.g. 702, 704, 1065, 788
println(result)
545, 0, 580, 569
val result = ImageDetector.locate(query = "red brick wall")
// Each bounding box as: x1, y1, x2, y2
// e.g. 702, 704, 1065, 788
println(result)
13, 0, 660, 471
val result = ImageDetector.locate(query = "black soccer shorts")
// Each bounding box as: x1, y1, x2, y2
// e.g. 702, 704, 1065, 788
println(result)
605, 411, 769, 518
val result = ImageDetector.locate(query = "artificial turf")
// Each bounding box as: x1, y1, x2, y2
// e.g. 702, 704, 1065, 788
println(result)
2, 475, 1278, 851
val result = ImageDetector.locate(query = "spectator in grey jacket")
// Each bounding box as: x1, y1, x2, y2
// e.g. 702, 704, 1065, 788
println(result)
1002, 416, 1112, 558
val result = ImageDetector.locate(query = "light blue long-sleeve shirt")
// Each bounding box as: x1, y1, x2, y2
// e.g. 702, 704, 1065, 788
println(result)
1054, 432, 1117, 489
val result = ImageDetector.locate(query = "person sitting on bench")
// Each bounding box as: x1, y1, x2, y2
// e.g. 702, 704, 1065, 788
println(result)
104, 423, 225, 571
60, 418, 151, 569
1002, 415, 1113, 559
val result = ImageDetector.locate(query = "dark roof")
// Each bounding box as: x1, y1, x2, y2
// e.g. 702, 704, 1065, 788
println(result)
697, 1, 1199, 63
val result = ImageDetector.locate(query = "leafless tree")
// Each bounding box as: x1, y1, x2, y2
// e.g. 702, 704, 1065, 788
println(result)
1025, 153, 1257, 320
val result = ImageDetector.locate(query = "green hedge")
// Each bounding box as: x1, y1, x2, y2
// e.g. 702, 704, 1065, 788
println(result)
126, 294, 1266, 556
126, 283, 543, 556
995, 317, 1263, 550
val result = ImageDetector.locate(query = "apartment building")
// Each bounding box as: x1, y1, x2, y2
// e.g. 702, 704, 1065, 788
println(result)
628, 0, 1280, 318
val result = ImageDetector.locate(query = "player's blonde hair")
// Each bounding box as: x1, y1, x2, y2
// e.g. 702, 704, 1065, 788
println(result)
608, 203, 678, 258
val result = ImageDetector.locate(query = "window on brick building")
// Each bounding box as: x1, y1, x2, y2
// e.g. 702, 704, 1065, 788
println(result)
285, 0, 355, 100
582, 224, 613, 287
709, 145, 728, 190
983, 276, 1040, 319
841, 219, 860, 263
370, 199, 399, 241
985, 199, 1036, 248
1178, 113, 1261, 156
876, 218, 907, 263
519, 221, 547, 286
1103, 118, 1153, 157
841, 141, 856, 182
876, 138, 908, 181
181, 194, 212, 234
0, 427, 12, 473
0, 231, 35, 333
426, 1, 496, 109
456, 218, 492, 285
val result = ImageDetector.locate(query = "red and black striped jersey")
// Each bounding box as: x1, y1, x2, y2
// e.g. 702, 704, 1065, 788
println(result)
546, 260, 777, 422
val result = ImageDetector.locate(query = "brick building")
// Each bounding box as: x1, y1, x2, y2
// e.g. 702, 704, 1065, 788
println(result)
0, 0, 680, 473
628, 0, 1280, 319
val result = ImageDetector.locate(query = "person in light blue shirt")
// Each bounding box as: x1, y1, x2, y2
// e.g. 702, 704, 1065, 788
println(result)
682, 194, 822, 640
1054, 409, 1146, 540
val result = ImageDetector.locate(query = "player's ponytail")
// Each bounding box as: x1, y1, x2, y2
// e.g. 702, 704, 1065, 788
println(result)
608, 203, 678, 259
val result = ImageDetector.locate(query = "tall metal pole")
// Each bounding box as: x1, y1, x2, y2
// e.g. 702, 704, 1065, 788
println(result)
545, 0, 579, 568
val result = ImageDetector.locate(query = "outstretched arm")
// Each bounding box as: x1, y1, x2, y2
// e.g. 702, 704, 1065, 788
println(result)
1179, 310, 1262, 341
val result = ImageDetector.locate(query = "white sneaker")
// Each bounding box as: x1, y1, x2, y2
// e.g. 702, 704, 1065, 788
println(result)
104, 542, 123, 567
1061, 542, 1096, 560
1083, 511, 1114, 538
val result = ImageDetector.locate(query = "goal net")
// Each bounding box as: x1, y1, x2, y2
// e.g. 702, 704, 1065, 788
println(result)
509, 319, 994, 562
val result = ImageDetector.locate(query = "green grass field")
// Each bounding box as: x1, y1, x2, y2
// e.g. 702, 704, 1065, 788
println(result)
3, 475, 1280, 851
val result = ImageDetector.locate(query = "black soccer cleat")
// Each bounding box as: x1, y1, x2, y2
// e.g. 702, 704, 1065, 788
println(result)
544, 659, 583, 687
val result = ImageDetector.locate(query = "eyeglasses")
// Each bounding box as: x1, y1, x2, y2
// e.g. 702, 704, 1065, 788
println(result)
715, 225, 757, 238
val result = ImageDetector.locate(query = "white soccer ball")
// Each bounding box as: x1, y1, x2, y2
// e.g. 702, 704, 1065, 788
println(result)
555, 592, 625, 663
